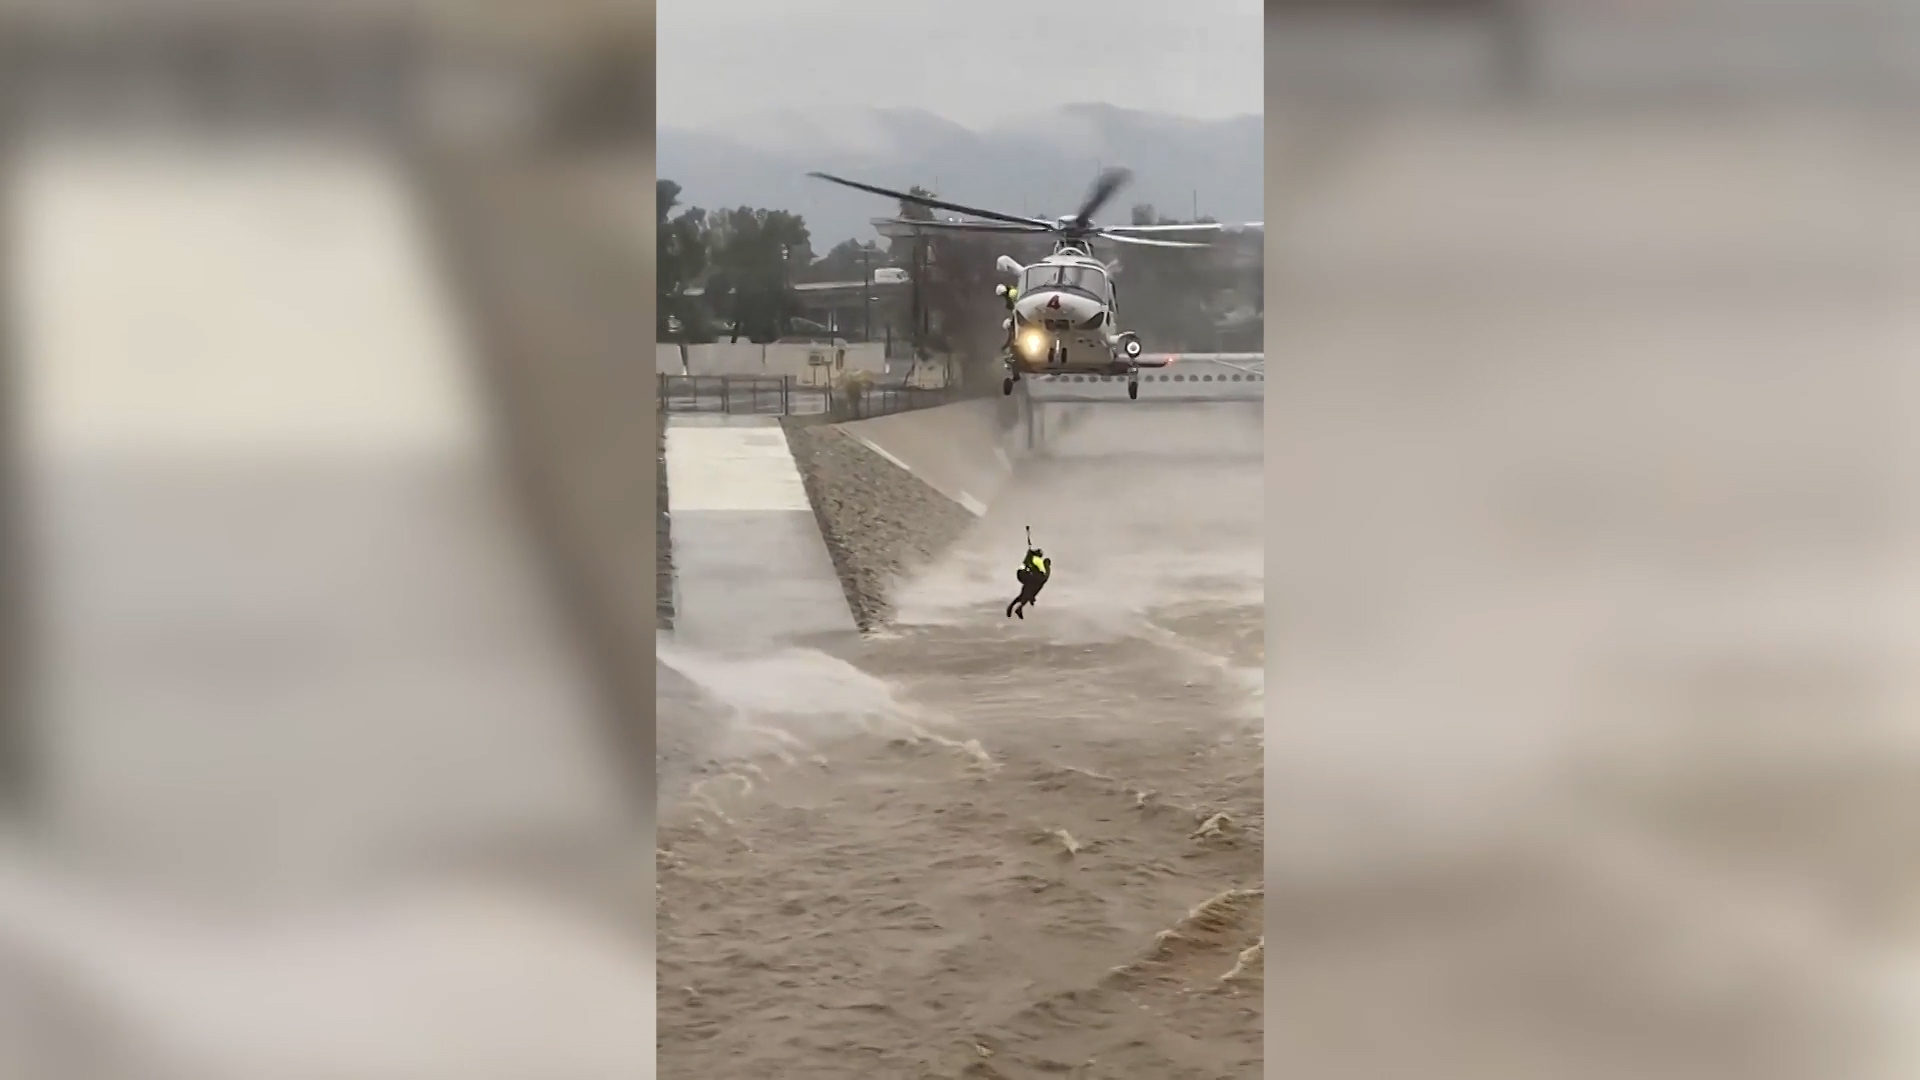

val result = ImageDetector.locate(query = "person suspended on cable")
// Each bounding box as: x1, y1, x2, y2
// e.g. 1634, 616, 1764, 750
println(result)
1006, 526, 1051, 620
996, 281, 1020, 352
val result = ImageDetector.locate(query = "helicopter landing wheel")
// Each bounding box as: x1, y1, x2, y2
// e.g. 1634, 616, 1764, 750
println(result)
1003, 377, 1014, 396
1127, 380, 1139, 400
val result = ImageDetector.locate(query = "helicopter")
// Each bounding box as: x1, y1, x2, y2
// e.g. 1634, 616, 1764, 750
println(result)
807, 167, 1223, 400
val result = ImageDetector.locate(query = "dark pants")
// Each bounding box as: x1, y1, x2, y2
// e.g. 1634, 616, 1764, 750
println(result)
1007, 570, 1046, 619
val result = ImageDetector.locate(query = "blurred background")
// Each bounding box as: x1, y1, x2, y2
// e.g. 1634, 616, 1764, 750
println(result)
0, 1, 657, 1077
1267, 1, 1918, 1078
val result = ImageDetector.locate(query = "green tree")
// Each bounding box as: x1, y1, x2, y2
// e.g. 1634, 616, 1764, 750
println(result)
874, 181, 1048, 389
887, 186, 939, 356
705, 207, 814, 343
657, 179, 715, 341
895, 186, 936, 228
921, 233, 1006, 389
799, 238, 880, 284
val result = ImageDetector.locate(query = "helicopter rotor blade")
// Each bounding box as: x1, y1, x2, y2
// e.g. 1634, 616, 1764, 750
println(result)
1101, 222, 1226, 235
877, 217, 1053, 235
809, 172, 1053, 229
1072, 167, 1134, 230
1096, 231, 1212, 249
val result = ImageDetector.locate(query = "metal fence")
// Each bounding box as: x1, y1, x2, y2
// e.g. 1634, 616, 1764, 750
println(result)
658, 374, 959, 421
658, 375, 811, 415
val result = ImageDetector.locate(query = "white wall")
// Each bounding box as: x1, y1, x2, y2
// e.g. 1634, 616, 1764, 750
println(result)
675, 342, 887, 381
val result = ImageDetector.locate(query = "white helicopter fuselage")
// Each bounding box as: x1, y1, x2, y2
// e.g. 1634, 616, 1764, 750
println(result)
1011, 288, 1103, 328
802, 167, 1202, 402
1001, 249, 1156, 378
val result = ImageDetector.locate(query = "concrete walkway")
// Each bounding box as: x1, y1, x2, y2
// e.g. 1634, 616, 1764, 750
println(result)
664, 415, 856, 647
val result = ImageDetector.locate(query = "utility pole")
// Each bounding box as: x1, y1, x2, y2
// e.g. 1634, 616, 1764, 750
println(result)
861, 244, 872, 342
908, 238, 923, 361
779, 244, 792, 339
921, 235, 936, 357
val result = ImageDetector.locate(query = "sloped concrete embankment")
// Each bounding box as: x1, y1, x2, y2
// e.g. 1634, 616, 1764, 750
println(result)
782, 399, 1020, 631
782, 422, 971, 632
784, 397, 1268, 631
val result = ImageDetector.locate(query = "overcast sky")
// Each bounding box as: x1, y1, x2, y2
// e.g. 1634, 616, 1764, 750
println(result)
657, 0, 1263, 131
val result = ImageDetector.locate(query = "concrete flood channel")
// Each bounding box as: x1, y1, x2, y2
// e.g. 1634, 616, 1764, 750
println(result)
657, 396, 1265, 1078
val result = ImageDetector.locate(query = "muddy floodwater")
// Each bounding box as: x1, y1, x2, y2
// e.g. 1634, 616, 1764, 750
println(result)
658, 407, 1265, 1079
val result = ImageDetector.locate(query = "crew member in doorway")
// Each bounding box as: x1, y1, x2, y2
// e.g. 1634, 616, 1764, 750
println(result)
999, 282, 1020, 352
1007, 541, 1051, 620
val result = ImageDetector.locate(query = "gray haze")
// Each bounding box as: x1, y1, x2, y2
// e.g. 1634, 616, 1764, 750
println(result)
658, 0, 1262, 132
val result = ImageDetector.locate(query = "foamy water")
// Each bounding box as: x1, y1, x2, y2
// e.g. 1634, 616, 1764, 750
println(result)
657, 639, 994, 814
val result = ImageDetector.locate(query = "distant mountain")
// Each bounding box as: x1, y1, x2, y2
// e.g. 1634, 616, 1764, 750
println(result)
658, 104, 1263, 250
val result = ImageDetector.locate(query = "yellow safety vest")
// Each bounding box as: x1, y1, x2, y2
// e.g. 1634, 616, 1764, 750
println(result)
1026, 554, 1049, 575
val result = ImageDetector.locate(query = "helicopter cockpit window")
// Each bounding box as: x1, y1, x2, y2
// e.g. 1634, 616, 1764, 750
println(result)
1018, 266, 1055, 294
1061, 265, 1107, 293
1021, 264, 1107, 295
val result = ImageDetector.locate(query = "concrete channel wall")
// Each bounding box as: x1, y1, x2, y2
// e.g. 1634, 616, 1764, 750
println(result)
835, 398, 1022, 517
